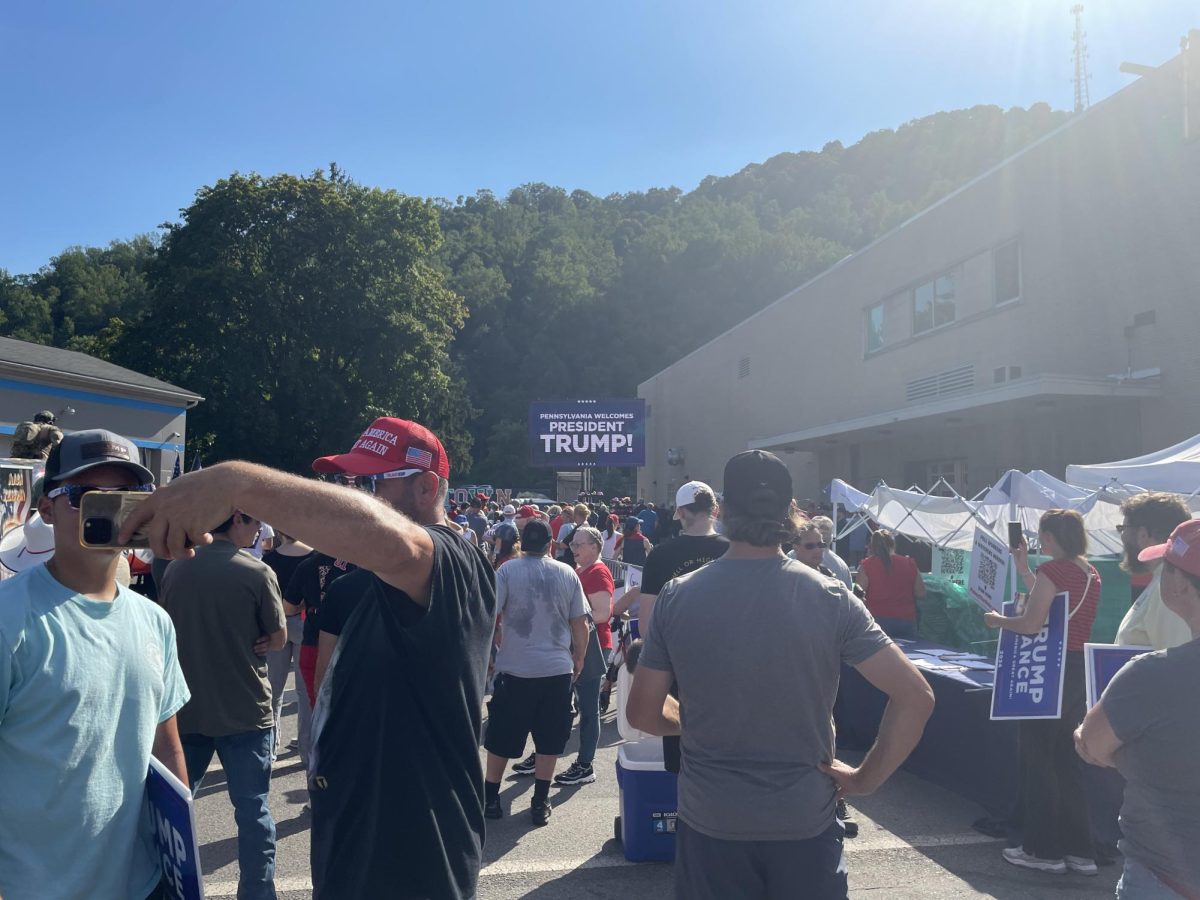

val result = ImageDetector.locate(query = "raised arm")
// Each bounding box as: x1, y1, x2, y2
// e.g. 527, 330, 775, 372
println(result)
121, 461, 435, 602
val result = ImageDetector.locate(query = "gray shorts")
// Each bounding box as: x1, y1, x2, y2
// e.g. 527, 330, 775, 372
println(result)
674, 819, 848, 900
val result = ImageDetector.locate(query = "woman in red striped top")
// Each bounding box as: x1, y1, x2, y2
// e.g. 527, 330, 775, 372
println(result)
984, 509, 1101, 876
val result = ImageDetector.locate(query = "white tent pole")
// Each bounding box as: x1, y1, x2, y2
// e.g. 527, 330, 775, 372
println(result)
882, 477, 951, 547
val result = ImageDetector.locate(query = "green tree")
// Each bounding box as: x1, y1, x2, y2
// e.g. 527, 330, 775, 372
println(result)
119, 167, 473, 473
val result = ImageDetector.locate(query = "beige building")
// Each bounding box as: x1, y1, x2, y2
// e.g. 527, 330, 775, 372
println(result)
640, 43, 1200, 505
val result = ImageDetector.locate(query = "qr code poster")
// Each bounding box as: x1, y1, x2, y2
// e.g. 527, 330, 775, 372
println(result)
967, 528, 1012, 613
933, 547, 968, 585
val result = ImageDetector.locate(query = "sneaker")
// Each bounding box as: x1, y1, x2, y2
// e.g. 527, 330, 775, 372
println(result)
554, 761, 596, 786
530, 799, 552, 827
836, 799, 859, 838
484, 798, 504, 820
1002, 847, 1067, 873
512, 753, 537, 776
1065, 855, 1098, 876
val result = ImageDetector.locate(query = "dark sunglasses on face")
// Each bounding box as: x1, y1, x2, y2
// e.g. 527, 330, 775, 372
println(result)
46, 483, 155, 510
329, 468, 422, 494
800, 541, 827, 550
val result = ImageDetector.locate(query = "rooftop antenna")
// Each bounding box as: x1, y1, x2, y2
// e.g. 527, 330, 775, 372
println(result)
1071, 4, 1092, 113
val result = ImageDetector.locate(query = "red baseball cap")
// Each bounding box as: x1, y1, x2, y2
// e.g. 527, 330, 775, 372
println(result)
1139, 518, 1200, 577
517, 505, 538, 518
312, 417, 450, 478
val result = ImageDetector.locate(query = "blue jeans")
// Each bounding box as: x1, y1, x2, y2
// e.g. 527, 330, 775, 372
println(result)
574, 675, 603, 766
182, 729, 278, 900
574, 648, 611, 766
1117, 857, 1187, 899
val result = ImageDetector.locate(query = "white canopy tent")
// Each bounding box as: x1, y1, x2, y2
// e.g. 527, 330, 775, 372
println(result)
1066, 433, 1200, 496
828, 469, 1129, 556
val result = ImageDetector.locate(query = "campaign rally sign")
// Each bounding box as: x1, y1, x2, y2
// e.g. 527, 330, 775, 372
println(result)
967, 527, 1012, 613
529, 400, 646, 468
147, 757, 205, 900
1084, 643, 1152, 709
990, 592, 1068, 720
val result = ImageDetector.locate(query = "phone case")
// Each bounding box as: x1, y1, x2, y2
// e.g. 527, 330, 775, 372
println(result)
78, 491, 151, 549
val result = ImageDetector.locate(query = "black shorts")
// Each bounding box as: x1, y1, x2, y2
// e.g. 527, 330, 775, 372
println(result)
484, 672, 574, 759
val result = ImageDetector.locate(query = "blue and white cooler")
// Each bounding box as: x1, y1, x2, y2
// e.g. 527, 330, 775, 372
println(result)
614, 664, 679, 862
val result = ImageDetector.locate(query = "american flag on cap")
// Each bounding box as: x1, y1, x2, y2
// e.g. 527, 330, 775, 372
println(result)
405, 445, 434, 469
312, 417, 451, 478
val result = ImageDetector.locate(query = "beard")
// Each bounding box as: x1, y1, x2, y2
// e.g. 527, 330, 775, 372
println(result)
1121, 531, 1148, 574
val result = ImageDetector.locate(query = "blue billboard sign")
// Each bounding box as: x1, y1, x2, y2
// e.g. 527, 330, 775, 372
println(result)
529, 400, 646, 468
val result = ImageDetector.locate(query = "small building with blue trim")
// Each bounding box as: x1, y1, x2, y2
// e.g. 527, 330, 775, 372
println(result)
0, 336, 203, 484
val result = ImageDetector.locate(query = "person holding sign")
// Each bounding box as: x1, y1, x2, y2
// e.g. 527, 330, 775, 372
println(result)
1075, 518, 1200, 899
983, 509, 1101, 876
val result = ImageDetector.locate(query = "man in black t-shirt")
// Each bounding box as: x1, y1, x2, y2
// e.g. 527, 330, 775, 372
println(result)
120, 417, 497, 900
282, 551, 354, 771
639, 481, 729, 776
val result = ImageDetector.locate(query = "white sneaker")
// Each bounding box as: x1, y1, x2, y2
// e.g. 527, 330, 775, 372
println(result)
1065, 855, 1098, 875
1002, 847, 1067, 873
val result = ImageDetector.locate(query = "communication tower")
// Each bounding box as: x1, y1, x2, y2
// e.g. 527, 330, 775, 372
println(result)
1071, 5, 1092, 113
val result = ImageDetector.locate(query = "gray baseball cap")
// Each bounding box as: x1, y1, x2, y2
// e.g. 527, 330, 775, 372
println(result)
44, 429, 156, 486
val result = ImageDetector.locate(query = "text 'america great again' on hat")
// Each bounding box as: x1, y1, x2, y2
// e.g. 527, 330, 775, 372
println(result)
312, 417, 450, 479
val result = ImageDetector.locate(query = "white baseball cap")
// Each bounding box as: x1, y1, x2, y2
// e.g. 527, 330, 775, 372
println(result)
674, 481, 714, 519
502, 504, 517, 516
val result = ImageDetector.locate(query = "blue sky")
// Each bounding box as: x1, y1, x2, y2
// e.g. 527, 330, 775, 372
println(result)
1, 0, 1194, 274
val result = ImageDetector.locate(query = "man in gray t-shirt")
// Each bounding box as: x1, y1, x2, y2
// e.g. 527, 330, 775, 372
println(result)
493, 550, 588, 679
629, 450, 935, 900
484, 520, 589, 827
1076, 519, 1200, 897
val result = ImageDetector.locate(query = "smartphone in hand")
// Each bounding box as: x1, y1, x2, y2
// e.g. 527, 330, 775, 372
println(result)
1007, 520, 1023, 550
79, 491, 152, 549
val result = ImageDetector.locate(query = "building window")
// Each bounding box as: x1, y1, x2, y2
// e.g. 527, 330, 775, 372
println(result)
913, 273, 956, 335
926, 458, 969, 493
994, 240, 1020, 304
865, 303, 885, 353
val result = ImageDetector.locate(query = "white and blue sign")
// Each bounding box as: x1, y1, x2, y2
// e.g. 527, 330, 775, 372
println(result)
990, 592, 1068, 720
146, 757, 205, 900
1084, 643, 1152, 709
529, 399, 646, 468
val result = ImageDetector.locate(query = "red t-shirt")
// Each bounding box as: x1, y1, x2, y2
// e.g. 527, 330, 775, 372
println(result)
1037, 558, 1101, 652
859, 554, 920, 621
549, 516, 564, 541
577, 561, 615, 650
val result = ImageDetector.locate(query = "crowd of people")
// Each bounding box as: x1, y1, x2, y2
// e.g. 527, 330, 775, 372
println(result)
0, 415, 1197, 900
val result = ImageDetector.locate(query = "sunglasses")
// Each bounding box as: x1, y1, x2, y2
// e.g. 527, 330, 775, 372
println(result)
46, 483, 155, 510
329, 468, 423, 494
800, 541, 827, 550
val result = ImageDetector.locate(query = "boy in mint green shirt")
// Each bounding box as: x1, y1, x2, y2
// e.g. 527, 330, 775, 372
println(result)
0, 430, 190, 900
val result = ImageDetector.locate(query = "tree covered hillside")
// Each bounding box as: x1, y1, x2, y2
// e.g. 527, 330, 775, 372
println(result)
0, 103, 1069, 480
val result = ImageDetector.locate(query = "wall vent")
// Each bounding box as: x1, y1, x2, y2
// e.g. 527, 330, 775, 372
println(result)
907, 364, 975, 402
738, 356, 751, 379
